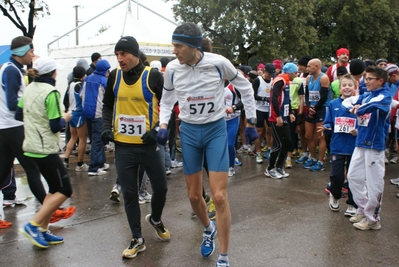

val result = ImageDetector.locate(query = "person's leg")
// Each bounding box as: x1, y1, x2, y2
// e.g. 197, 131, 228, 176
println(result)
1, 168, 16, 201
88, 118, 106, 172
226, 118, 239, 168
315, 121, 326, 162
115, 143, 142, 238
345, 155, 357, 208
64, 125, 78, 164
329, 154, 346, 200
305, 121, 317, 159
347, 147, 367, 215
275, 124, 292, 169
2, 126, 46, 204
268, 122, 281, 169
363, 149, 384, 223
76, 123, 88, 163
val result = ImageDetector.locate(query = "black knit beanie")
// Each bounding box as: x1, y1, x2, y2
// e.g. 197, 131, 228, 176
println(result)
115, 36, 140, 57
350, 59, 366, 76
297, 55, 312, 67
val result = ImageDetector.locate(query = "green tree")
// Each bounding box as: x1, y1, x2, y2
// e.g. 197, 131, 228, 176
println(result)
169, 0, 317, 66
314, 0, 399, 62
0, 0, 49, 39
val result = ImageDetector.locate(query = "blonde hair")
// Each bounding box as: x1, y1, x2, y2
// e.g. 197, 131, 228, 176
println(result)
339, 74, 356, 88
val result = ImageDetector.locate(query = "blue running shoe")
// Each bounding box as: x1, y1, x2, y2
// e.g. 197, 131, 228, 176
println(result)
201, 220, 217, 258
303, 158, 317, 169
295, 155, 308, 164
19, 222, 49, 248
310, 161, 325, 171
263, 149, 270, 159
216, 260, 230, 267
234, 158, 242, 166
42, 230, 64, 245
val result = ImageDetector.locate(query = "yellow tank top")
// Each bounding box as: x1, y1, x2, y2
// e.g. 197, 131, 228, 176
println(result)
112, 66, 159, 144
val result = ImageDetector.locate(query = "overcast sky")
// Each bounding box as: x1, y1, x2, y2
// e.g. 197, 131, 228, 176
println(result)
1, 0, 176, 56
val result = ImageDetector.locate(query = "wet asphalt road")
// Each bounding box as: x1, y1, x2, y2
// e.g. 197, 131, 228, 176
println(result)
1, 151, 399, 267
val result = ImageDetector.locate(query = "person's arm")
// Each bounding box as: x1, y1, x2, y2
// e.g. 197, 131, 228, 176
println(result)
46, 91, 66, 133
149, 68, 164, 101
356, 92, 391, 116
102, 70, 117, 132
15, 97, 24, 121
159, 67, 178, 128
3, 67, 23, 111
298, 83, 304, 115
271, 80, 284, 117
252, 78, 264, 101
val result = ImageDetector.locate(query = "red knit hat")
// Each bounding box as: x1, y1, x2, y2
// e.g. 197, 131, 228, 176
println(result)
336, 48, 350, 57
272, 59, 283, 70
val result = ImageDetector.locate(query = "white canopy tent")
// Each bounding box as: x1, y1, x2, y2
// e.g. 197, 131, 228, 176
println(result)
48, 0, 177, 96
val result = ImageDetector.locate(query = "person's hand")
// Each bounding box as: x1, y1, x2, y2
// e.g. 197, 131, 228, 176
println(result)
101, 129, 114, 142
276, 116, 283, 127
141, 128, 158, 145
349, 129, 358, 136
244, 127, 258, 143
289, 114, 296, 123
156, 128, 168, 146
63, 110, 72, 122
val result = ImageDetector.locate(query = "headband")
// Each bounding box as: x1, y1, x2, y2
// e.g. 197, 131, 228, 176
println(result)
11, 44, 33, 57
172, 34, 202, 49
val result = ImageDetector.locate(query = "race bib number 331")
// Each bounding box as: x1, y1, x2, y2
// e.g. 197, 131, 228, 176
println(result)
118, 115, 146, 136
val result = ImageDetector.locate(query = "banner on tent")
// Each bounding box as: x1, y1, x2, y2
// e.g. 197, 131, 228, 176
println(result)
139, 44, 174, 57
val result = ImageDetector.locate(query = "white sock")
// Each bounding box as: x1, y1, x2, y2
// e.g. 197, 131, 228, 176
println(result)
218, 253, 229, 262
204, 222, 214, 232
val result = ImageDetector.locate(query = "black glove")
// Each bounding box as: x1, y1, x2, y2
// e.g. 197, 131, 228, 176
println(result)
101, 129, 114, 142
141, 128, 158, 145
296, 114, 304, 125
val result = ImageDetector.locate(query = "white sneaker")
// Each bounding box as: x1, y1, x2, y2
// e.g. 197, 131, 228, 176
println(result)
171, 159, 183, 168
166, 168, 172, 176
349, 213, 366, 223
353, 218, 381, 230
75, 163, 89, 172
3, 197, 27, 207
140, 192, 152, 203
329, 193, 339, 211
344, 205, 357, 216
390, 155, 398, 164
109, 184, 121, 202
256, 153, 263, 164
390, 177, 399, 185
228, 167, 235, 177
102, 163, 110, 170
138, 196, 146, 205
88, 168, 107, 176
264, 168, 283, 179
104, 143, 115, 152
276, 168, 289, 178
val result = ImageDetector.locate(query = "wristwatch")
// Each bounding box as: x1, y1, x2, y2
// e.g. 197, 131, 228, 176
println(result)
247, 117, 257, 125
232, 105, 237, 111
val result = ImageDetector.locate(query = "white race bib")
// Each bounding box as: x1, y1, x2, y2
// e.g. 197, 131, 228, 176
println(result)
118, 115, 146, 136
334, 117, 356, 133
309, 91, 320, 102
358, 113, 371, 127
185, 95, 216, 117
283, 104, 289, 117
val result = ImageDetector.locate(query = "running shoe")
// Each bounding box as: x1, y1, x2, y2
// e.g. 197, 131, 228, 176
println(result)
208, 199, 216, 220
263, 149, 271, 159
75, 163, 89, 172
228, 167, 235, 177
41, 230, 64, 245
110, 184, 121, 202
145, 214, 170, 241
234, 158, 242, 166
353, 218, 381, 231
256, 153, 263, 164
49, 206, 76, 223
344, 205, 357, 217
349, 213, 366, 223
3, 197, 27, 207
19, 222, 49, 248
201, 220, 217, 258
329, 193, 339, 211
122, 238, 146, 258
295, 154, 308, 164
390, 155, 398, 164
276, 168, 289, 178
310, 161, 325, 171
216, 260, 230, 267
390, 177, 399, 185
264, 168, 283, 179
284, 158, 292, 169
303, 158, 317, 169
88, 168, 107, 176
0, 219, 12, 229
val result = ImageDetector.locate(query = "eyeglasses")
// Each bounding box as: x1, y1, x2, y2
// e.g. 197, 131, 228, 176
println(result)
364, 77, 379, 82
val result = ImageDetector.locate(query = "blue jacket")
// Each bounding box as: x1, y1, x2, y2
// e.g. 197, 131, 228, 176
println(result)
324, 97, 357, 155
82, 60, 110, 119
342, 84, 391, 151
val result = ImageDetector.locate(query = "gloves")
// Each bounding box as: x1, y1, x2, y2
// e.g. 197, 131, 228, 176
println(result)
141, 128, 158, 145
296, 114, 304, 125
156, 128, 168, 146
244, 127, 258, 143
101, 129, 114, 142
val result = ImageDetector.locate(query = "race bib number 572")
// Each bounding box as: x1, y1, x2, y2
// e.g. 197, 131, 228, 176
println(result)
118, 115, 146, 136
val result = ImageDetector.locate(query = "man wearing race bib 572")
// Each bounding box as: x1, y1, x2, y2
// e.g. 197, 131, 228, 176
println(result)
157, 22, 258, 267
